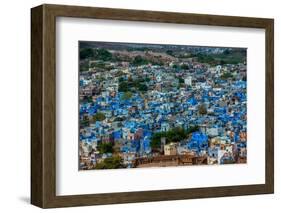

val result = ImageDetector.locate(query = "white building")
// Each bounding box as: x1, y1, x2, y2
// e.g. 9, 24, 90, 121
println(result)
216, 65, 222, 75
184, 76, 192, 86
161, 122, 170, 132
164, 143, 177, 155
207, 128, 219, 137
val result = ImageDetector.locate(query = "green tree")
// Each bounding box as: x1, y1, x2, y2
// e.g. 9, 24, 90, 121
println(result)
80, 48, 94, 60
79, 60, 89, 71
172, 64, 179, 69
138, 83, 148, 92
196, 53, 216, 64
80, 48, 113, 61
223, 49, 231, 55
221, 72, 233, 79
150, 132, 164, 149
118, 77, 125, 82
121, 91, 133, 100
132, 55, 149, 66
186, 125, 199, 134
96, 48, 112, 61
150, 127, 199, 149
178, 77, 185, 84
118, 81, 129, 92
180, 64, 189, 70
97, 142, 114, 154
198, 104, 207, 115
92, 112, 106, 122
166, 50, 174, 56
95, 156, 123, 169
80, 119, 89, 127
145, 77, 150, 82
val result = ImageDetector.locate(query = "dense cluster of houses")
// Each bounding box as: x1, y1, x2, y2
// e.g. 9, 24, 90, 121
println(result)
79, 48, 247, 170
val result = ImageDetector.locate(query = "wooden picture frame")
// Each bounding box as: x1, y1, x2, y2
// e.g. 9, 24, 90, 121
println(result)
31, 4, 274, 208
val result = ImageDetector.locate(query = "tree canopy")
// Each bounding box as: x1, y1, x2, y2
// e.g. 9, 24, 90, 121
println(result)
97, 142, 113, 154
121, 91, 133, 100
92, 112, 106, 122
80, 48, 112, 61
198, 104, 207, 115
150, 126, 199, 149
132, 55, 149, 66
118, 79, 148, 93
94, 156, 123, 169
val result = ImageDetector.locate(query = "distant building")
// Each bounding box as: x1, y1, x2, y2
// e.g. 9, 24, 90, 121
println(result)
156, 74, 162, 82
184, 76, 192, 86
164, 143, 177, 155
207, 128, 219, 137
160, 137, 166, 153
161, 122, 170, 132
216, 65, 222, 75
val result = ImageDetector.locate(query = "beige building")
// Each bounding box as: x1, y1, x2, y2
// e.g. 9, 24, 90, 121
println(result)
164, 143, 177, 155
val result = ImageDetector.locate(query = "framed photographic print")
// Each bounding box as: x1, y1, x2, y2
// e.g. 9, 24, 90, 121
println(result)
31, 4, 274, 208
